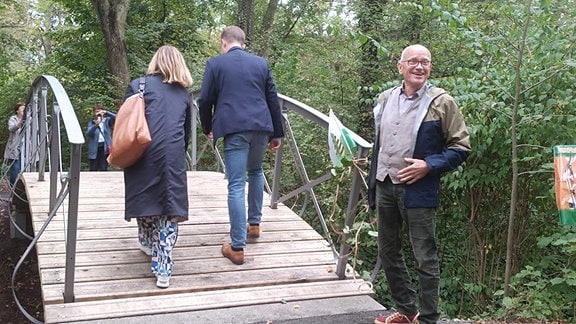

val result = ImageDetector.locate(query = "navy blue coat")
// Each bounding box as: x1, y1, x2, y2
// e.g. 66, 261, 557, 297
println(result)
198, 46, 284, 141
123, 74, 191, 222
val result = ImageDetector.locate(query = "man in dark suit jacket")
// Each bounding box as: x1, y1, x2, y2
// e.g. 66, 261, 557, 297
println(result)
199, 25, 284, 265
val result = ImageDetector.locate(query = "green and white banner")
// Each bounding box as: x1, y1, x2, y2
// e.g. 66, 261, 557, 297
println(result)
328, 109, 357, 168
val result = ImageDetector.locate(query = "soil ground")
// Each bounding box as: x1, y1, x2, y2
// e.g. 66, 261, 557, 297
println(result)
0, 188, 43, 323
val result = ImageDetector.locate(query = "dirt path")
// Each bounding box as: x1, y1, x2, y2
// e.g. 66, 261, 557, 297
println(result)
0, 198, 43, 323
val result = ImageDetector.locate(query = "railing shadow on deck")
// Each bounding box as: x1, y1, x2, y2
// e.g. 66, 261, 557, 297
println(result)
9, 76, 372, 323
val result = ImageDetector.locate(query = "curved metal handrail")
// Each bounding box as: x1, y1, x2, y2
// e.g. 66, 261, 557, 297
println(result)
10, 75, 84, 323
275, 94, 372, 279
189, 91, 372, 279
10, 79, 371, 323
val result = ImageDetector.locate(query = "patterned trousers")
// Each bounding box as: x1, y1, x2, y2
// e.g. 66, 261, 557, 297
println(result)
137, 216, 178, 277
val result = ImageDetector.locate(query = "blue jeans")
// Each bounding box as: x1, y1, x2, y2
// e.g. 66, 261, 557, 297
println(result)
8, 158, 21, 187
223, 131, 269, 249
376, 177, 440, 324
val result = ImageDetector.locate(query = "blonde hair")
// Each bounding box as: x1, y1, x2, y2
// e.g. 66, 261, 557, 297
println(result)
147, 45, 193, 87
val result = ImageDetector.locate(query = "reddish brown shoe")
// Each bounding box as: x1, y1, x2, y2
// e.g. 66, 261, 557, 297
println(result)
374, 312, 419, 324
247, 224, 261, 238
221, 243, 244, 265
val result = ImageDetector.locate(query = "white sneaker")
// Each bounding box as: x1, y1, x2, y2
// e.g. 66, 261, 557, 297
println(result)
139, 244, 152, 256
156, 275, 170, 288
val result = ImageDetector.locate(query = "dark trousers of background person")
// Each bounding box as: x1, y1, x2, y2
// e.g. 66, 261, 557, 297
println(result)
90, 143, 109, 171
7, 158, 21, 187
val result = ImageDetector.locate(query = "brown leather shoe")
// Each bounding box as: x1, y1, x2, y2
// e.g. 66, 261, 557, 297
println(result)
247, 224, 261, 238
221, 243, 244, 265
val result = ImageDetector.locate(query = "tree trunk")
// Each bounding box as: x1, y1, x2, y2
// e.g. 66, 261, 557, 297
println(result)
237, 0, 255, 46
504, 0, 532, 297
91, 0, 131, 98
355, 0, 387, 139
257, 0, 279, 58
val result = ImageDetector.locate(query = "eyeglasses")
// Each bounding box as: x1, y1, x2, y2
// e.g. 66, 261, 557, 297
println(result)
401, 59, 431, 67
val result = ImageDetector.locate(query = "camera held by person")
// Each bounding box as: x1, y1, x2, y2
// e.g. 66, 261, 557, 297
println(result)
95, 112, 104, 124
86, 103, 117, 171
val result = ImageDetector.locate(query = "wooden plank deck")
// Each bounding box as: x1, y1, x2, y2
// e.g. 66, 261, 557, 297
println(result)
20, 171, 376, 323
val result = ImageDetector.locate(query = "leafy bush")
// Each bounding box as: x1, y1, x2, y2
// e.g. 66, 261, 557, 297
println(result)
490, 227, 576, 321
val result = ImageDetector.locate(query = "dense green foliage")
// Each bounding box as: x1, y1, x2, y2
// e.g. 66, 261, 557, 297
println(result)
1, 0, 576, 321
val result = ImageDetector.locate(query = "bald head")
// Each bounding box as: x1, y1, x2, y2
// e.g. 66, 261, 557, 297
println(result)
400, 44, 431, 62
397, 44, 432, 96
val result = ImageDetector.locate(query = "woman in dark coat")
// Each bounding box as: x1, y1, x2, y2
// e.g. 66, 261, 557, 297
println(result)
123, 45, 193, 288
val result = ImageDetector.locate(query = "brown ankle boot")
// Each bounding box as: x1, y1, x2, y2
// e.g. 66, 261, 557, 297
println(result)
247, 224, 261, 238
221, 243, 244, 265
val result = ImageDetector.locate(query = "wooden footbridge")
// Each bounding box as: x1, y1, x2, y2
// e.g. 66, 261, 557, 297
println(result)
8, 76, 384, 323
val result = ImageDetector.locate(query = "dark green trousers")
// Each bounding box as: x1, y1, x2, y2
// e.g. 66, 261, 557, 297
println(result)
376, 177, 440, 324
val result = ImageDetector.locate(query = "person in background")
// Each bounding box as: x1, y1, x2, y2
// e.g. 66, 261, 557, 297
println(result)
367, 44, 471, 324
198, 26, 284, 265
123, 45, 193, 289
86, 103, 116, 171
4, 101, 25, 187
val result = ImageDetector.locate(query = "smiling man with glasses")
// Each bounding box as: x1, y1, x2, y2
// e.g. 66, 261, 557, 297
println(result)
400, 59, 432, 67
368, 44, 471, 324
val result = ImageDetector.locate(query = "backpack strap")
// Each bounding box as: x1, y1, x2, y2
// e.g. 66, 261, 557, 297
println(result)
138, 77, 146, 96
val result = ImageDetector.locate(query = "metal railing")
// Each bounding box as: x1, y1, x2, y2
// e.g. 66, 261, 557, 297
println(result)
10, 75, 84, 323
11, 78, 372, 323
189, 93, 372, 279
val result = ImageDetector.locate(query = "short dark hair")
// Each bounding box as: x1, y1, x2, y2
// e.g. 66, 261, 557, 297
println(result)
14, 101, 25, 113
93, 103, 104, 111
